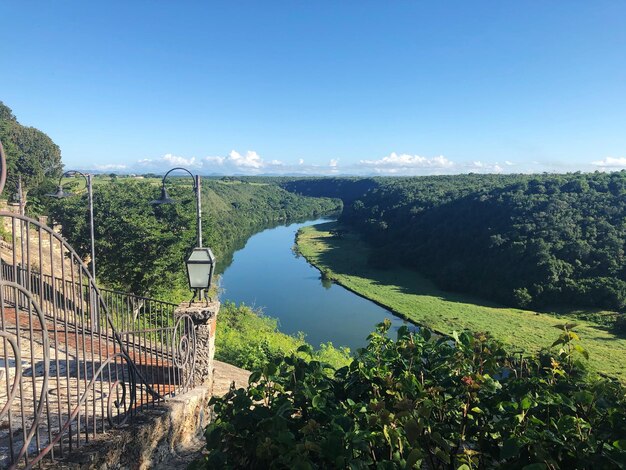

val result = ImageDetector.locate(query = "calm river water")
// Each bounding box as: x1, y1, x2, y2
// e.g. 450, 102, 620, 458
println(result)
219, 219, 407, 350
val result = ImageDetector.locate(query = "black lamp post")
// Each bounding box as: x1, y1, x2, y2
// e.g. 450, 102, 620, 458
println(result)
9, 176, 25, 215
151, 167, 216, 302
47, 171, 97, 281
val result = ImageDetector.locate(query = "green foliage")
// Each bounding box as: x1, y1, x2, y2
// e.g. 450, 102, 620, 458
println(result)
46, 178, 341, 301
613, 316, 626, 335
286, 174, 626, 313
297, 222, 626, 380
0, 101, 63, 197
48, 180, 194, 299
204, 321, 626, 469
0, 101, 16, 121
216, 302, 350, 371
281, 173, 626, 312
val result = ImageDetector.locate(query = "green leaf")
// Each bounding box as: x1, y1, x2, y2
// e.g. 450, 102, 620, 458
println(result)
434, 448, 451, 464
521, 396, 533, 410
312, 394, 325, 409
404, 419, 420, 444
574, 344, 590, 360
501, 438, 522, 459
614, 440, 626, 450
522, 464, 547, 470
297, 344, 313, 355
248, 370, 262, 384
574, 390, 594, 405
406, 448, 423, 468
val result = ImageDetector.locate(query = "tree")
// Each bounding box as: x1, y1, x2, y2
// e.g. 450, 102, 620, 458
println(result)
0, 101, 16, 122
0, 100, 63, 195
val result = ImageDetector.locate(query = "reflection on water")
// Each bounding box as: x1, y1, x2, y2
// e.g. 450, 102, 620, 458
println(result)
219, 219, 407, 350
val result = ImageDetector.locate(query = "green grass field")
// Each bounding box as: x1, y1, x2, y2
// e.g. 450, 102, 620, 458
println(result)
297, 221, 626, 381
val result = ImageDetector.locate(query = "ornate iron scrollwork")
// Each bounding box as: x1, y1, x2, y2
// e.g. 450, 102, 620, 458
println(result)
0, 139, 197, 468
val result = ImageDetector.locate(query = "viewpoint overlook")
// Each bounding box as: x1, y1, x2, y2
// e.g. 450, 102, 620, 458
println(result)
2, 2, 626, 468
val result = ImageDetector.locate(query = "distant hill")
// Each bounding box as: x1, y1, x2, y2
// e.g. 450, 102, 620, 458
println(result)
280, 174, 626, 312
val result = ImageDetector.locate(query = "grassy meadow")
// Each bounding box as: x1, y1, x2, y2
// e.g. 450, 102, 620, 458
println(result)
297, 221, 626, 381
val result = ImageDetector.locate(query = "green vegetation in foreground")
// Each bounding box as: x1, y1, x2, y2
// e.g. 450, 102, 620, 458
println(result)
215, 302, 351, 371
204, 321, 626, 468
297, 222, 626, 381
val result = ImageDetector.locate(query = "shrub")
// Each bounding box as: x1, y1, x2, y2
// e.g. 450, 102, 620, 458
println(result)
215, 302, 350, 371
203, 320, 626, 469
613, 315, 626, 335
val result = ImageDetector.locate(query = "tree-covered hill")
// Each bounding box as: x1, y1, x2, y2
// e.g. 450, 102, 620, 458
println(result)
0, 101, 63, 197
47, 177, 342, 301
337, 173, 626, 311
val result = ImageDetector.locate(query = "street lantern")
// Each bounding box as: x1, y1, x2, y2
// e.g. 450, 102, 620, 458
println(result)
152, 167, 217, 303
47, 185, 73, 199
150, 185, 176, 205
46, 171, 97, 281
186, 247, 216, 293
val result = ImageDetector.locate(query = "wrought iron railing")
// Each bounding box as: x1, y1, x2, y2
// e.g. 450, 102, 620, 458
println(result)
0, 211, 196, 469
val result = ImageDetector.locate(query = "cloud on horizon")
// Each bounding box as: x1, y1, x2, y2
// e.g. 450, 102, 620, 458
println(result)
128, 150, 340, 175
85, 150, 606, 176
591, 156, 626, 170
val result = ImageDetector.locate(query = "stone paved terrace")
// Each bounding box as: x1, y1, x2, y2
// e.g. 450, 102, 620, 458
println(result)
0, 305, 188, 468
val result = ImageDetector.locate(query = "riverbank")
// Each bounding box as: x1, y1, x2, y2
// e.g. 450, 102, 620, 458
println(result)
296, 221, 626, 381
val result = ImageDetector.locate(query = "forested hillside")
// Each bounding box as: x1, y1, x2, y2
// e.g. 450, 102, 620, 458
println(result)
47, 178, 341, 301
338, 173, 626, 311
279, 177, 379, 204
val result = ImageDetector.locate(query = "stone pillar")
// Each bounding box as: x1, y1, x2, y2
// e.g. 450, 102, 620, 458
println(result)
174, 301, 220, 389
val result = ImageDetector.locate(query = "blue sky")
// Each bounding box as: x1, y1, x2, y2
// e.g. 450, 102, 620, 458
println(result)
1, 1, 625, 175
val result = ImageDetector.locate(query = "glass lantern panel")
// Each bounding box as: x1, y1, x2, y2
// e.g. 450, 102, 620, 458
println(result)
187, 262, 210, 289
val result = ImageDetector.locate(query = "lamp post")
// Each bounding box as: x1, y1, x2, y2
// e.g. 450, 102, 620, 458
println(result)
9, 176, 25, 215
151, 167, 216, 302
47, 171, 97, 281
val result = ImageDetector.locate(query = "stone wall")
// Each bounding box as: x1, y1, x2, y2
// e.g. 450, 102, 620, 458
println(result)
43, 387, 212, 470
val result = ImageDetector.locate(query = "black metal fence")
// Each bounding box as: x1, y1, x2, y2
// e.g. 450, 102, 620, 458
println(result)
0, 211, 196, 469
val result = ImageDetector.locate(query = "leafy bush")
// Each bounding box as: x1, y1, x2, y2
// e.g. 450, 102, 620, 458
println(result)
613, 315, 626, 335
215, 302, 351, 371
203, 321, 626, 469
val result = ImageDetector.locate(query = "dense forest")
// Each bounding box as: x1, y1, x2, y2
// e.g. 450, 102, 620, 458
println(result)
283, 174, 626, 311
47, 177, 341, 301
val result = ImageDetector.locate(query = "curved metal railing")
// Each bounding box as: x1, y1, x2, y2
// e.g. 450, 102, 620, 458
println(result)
0, 140, 196, 468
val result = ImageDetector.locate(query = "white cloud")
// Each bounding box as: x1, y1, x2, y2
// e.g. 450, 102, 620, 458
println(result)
358, 153, 454, 174
89, 150, 523, 176
138, 153, 200, 169
94, 163, 127, 171
466, 161, 504, 174
225, 150, 264, 169
591, 157, 626, 168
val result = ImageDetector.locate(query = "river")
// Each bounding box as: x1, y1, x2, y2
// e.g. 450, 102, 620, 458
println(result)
218, 218, 407, 351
